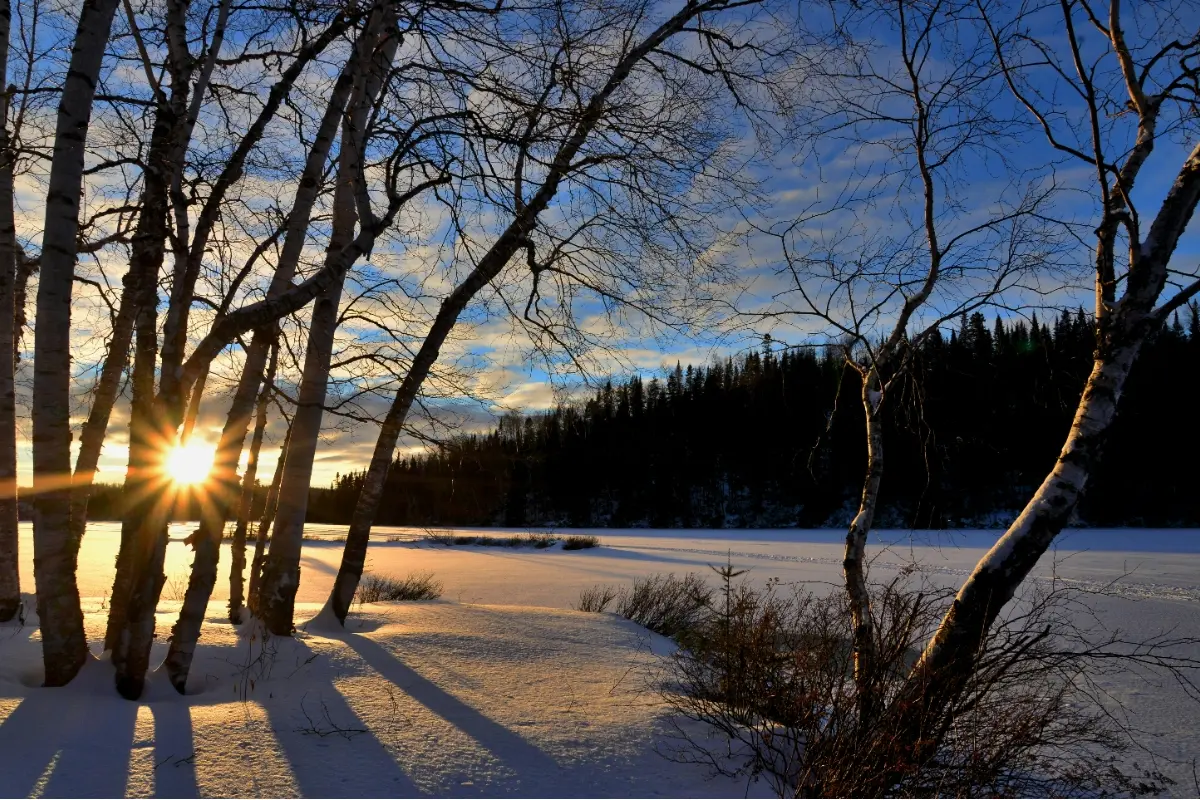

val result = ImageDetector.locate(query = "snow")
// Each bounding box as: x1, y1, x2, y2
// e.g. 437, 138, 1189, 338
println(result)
2, 523, 1199, 797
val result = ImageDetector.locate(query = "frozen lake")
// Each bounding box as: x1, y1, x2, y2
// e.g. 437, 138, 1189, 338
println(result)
16, 522, 1200, 607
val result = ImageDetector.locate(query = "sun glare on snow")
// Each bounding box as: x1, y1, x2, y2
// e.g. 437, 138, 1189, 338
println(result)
165, 441, 216, 485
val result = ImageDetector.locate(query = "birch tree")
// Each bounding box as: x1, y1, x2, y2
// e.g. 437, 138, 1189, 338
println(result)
100, 0, 507, 697
887, 0, 1200, 752
312, 0, 791, 630
31, 0, 122, 686
0, 0, 18, 623
226, 340, 278, 623
163, 0, 408, 689
751, 0, 1063, 719
756, 0, 1200, 789
102, 4, 359, 685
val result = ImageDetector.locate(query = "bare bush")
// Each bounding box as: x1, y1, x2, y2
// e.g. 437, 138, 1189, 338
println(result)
423, 531, 591, 549
355, 572, 443, 604
578, 573, 713, 639
660, 567, 1194, 798
576, 585, 619, 613
162, 574, 189, 603
562, 535, 600, 551
422, 530, 457, 546
525, 533, 557, 549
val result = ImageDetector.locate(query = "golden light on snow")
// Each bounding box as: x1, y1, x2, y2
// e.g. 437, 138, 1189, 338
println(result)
164, 441, 217, 485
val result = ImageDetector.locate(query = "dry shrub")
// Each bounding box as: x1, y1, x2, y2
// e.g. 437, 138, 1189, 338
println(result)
424, 530, 591, 550
355, 571, 443, 603
659, 566, 1196, 798
162, 573, 189, 602
423, 530, 457, 546
577, 573, 712, 639
576, 584, 619, 612
301, 533, 347, 542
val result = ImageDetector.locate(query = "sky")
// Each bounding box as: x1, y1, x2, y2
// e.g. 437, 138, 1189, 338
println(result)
10, 0, 1200, 489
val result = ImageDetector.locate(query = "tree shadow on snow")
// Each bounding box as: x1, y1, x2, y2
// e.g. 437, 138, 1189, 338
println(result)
150, 701, 201, 798
339, 632, 563, 784
0, 663, 139, 797
259, 639, 421, 798
299, 554, 338, 577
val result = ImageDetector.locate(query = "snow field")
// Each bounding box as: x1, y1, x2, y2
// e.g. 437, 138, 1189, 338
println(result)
1, 523, 1197, 797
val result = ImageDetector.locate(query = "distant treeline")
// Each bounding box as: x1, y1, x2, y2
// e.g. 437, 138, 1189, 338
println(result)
303, 306, 1200, 529
74, 307, 1198, 529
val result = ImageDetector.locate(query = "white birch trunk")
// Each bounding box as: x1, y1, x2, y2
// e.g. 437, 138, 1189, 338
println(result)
32, 0, 120, 686
0, 0, 19, 622
844, 369, 882, 718
228, 342, 276, 624
248, 424, 289, 613
254, 13, 393, 634
322, 0, 720, 625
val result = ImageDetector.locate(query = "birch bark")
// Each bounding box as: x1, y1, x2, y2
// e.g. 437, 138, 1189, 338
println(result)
31, 0, 121, 685
255, 11, 397, 634
843, 368, 883, 717
0, 0, 19, 622
321, 0, 724, 624
160, 8, 390, 686
228, 342, 277, 623
248, 423, 290, 613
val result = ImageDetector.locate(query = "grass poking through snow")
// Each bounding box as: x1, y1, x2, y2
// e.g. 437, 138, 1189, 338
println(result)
421, 531, 601, 550
576, 573, 713, 639
355, 571, 443, 603
562, 535, 600, 550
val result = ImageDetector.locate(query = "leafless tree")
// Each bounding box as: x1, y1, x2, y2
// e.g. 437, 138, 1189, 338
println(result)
314, 0, 793, 630
662, 565, 1198, 797
0, 0, 19, 623
31, 0, 123, 687
742, 0, 1067, 714
884, 0, 1200, 777
161, 0, 414, 690
715, 0, 1200, 790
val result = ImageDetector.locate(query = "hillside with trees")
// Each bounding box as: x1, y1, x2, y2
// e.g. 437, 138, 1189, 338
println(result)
307, 308, 1200, 529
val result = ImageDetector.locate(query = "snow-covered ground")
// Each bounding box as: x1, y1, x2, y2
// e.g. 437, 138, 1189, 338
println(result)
2, 524, 1198, 797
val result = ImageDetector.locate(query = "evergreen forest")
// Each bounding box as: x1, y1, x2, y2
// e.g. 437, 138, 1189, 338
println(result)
301, 308, 1200, 529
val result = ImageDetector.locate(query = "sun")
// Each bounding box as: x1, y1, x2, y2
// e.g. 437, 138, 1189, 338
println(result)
165, 441, 217, 485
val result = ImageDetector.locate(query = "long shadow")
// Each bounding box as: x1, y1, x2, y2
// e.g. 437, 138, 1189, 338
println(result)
0, 682, 138, 797
477, 551, 693, 585
260, 641, 420, 798
299, 554, 338, 577
150, 702, 200, 798
572, 546, 716, 567
341, 632, 561, 781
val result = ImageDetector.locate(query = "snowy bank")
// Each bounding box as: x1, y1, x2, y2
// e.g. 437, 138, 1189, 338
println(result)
0, 601, 753, 798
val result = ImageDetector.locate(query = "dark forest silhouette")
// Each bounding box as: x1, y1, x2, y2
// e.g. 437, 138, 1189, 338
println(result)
80, 305, 1200, 529
307, 306, 1200, 528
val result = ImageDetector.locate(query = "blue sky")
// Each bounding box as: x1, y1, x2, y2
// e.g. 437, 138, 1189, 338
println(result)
13, 0, 1200, 486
